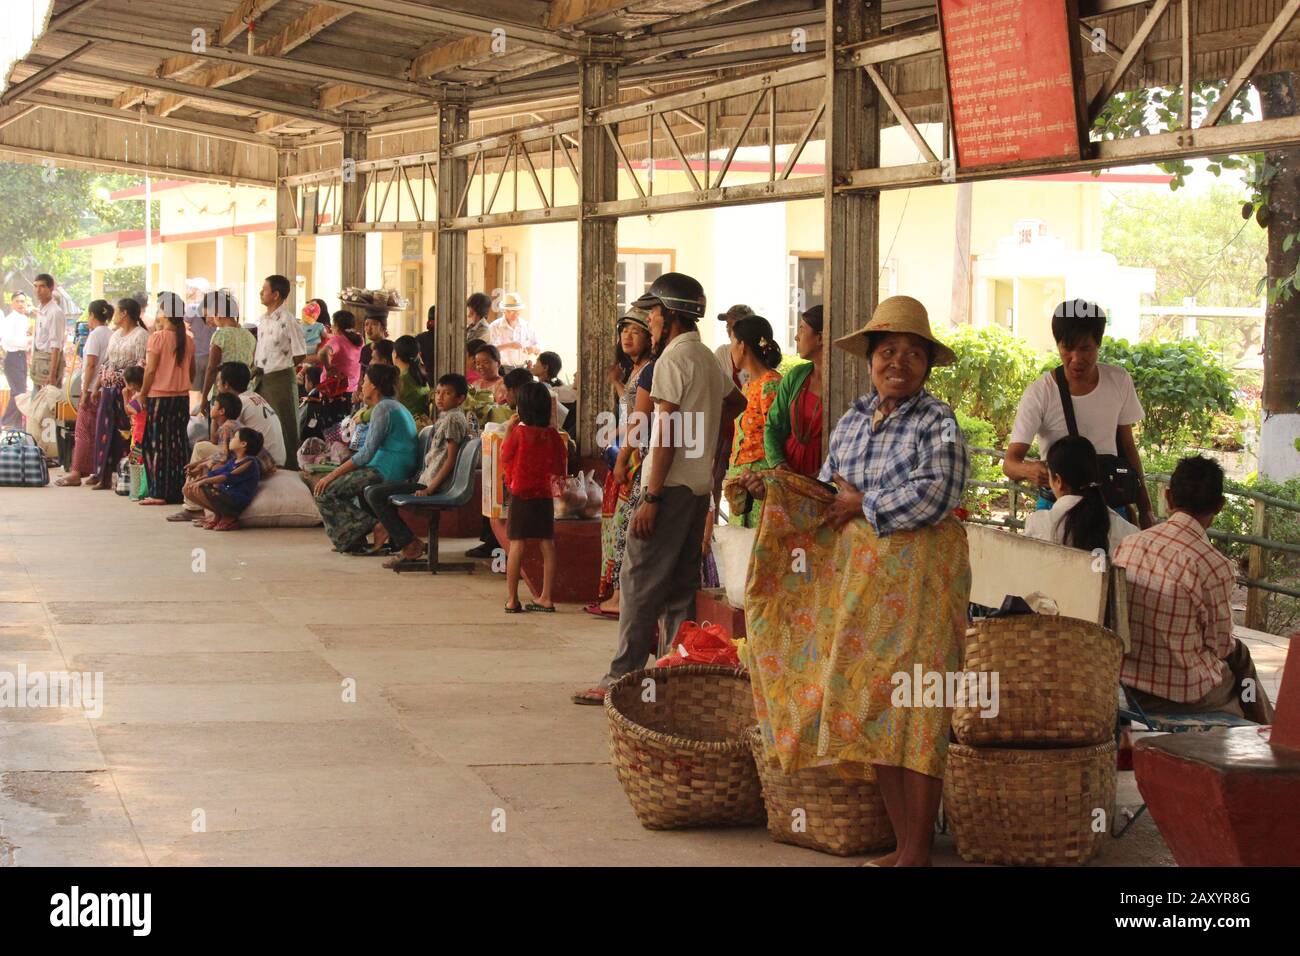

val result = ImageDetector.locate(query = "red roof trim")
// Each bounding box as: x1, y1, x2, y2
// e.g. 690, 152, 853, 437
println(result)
107, 179, 194, 199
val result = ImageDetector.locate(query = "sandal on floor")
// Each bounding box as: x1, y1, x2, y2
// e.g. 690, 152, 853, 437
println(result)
166, 510, 198, 522
212, 518, 240, 531
54, 476, 81, 486
571, 687, 607, 706
525, 603, 556, 613
504, 602, 527, 614
583, 603, 618, 620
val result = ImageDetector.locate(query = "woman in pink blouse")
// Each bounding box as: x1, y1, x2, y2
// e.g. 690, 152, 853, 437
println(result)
306, 310, 363, 396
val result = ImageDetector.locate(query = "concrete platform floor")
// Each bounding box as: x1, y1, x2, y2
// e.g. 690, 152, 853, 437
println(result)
0, 484, 1285, 866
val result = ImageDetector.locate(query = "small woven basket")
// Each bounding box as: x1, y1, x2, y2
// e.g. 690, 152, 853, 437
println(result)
944, 741, 1116, 866
606, 665, 763, 830
747, 729, 894, 856
952, 615, 1122, 747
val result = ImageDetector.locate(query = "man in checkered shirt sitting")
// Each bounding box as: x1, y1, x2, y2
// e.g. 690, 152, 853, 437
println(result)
1113, 455, 1274, 724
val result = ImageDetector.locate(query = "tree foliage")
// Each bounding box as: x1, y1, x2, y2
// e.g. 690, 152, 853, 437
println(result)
1098, 339, 1237, 453
0, 162, 149, 306
927, 324, 1045, 441
1102, 183, 1266, 309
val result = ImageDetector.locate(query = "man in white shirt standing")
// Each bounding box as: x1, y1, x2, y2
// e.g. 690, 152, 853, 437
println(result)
488, 292, 539, 368
1, 291, 32, 428
1003, 299, 1154, 528
253, 274, 305, 469
572, 272, 746, 705
31, 273, 67, 394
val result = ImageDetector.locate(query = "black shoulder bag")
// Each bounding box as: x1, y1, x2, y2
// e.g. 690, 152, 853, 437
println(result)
1053, 366, 1141, 508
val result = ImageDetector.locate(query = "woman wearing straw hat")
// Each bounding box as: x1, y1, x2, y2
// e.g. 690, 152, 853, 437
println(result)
737, 295, 970, 867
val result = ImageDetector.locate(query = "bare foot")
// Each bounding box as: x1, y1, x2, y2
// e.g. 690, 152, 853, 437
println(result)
139, 498, 169, 505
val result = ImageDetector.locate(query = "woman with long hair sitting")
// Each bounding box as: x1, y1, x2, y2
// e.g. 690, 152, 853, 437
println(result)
1023, 434, 1139, 555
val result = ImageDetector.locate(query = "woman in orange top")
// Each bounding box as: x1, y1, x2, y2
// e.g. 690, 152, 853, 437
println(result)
723, 315, 782, 527
138, 291, 195, 506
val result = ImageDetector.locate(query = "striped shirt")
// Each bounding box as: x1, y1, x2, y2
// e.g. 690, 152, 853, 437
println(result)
1112, 511, 1236, 703
818, 389, 969, 535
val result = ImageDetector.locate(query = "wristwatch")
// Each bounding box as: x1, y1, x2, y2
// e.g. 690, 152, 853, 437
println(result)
644, 491, 665, 504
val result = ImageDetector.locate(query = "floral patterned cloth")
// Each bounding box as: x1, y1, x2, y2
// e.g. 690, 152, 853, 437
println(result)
745, 471, 970, 780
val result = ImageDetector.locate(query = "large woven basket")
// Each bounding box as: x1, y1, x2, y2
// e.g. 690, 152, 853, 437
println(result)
952, 615, 1122, 746
944, 741, 1116, 866
606, 665, 763, 830
747, 729, 894, 856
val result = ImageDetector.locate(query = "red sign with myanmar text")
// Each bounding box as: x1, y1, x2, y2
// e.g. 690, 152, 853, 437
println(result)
939, 0, 1086, 169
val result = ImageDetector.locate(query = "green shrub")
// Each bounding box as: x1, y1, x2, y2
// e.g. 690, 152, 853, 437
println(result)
1098, 339, 1237, 453
928, 325, 1046, 442
956, 410, 1005, 514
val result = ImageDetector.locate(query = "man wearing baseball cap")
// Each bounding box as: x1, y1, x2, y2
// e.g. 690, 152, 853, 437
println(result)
574, 272, 747, 705
714, 303, 754, 389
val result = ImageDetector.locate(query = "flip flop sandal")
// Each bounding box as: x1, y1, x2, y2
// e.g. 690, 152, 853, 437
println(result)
166, 511, 197, 522
583, 604, 618, 620
525, 603, 556, 613
54, 476, 81, 486
504, 603, 527, 614
571, 687, 607, 706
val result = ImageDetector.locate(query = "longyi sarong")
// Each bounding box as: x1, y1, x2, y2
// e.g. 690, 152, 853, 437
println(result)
744, 471, 970, 780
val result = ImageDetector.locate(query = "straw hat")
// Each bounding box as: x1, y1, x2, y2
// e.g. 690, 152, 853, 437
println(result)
832, 295, 956, 367
499, 291, 526, 311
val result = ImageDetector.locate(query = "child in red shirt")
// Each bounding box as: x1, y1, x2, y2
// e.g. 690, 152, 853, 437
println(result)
500, 381, 568, 613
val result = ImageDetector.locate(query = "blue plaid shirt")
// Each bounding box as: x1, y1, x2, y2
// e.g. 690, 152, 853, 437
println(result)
818, 388, 969, 535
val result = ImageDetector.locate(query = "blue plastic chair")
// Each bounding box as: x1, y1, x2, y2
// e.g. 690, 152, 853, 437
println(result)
1112, 684, 1257, 836
387, 436, 482, 574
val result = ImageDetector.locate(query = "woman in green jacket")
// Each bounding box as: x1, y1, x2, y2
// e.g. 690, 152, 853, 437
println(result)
763, 305, 824, 475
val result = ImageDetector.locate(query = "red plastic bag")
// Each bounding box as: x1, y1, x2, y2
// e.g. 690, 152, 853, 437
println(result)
655, 620, 739, 668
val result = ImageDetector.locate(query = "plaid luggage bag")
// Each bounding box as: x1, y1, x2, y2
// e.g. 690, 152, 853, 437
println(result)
0, 429, 51, 486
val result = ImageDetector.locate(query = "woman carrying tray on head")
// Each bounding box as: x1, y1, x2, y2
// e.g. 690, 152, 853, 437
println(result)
735, 295, 970, 868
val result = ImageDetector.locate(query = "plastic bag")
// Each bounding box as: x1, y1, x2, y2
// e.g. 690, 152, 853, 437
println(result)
580, 469, 603, 518
655, 620, 740, 668
297, 437, 329, 471
555, 473, 587, 518
711, 524, 757, 610
15, 385, 62, 457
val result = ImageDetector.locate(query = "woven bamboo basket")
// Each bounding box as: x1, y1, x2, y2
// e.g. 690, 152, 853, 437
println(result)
747, 729, 894, 856
952, 615, 1123, 746
606, 665, 764, 830
944, 741, 1116, 866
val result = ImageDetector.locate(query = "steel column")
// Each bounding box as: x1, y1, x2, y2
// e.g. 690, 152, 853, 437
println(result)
340, 120, 368, 289
576, 58, 621, 459
275, 147, 299, 291
435, 102, 471, 380
824, 0, 881, 424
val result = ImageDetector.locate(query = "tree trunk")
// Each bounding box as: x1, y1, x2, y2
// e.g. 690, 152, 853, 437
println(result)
1254, 73, 1300, 480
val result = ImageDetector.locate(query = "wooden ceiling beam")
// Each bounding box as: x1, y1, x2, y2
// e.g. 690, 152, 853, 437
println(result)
151, 5, 353, 117
16, 91, 265, 145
